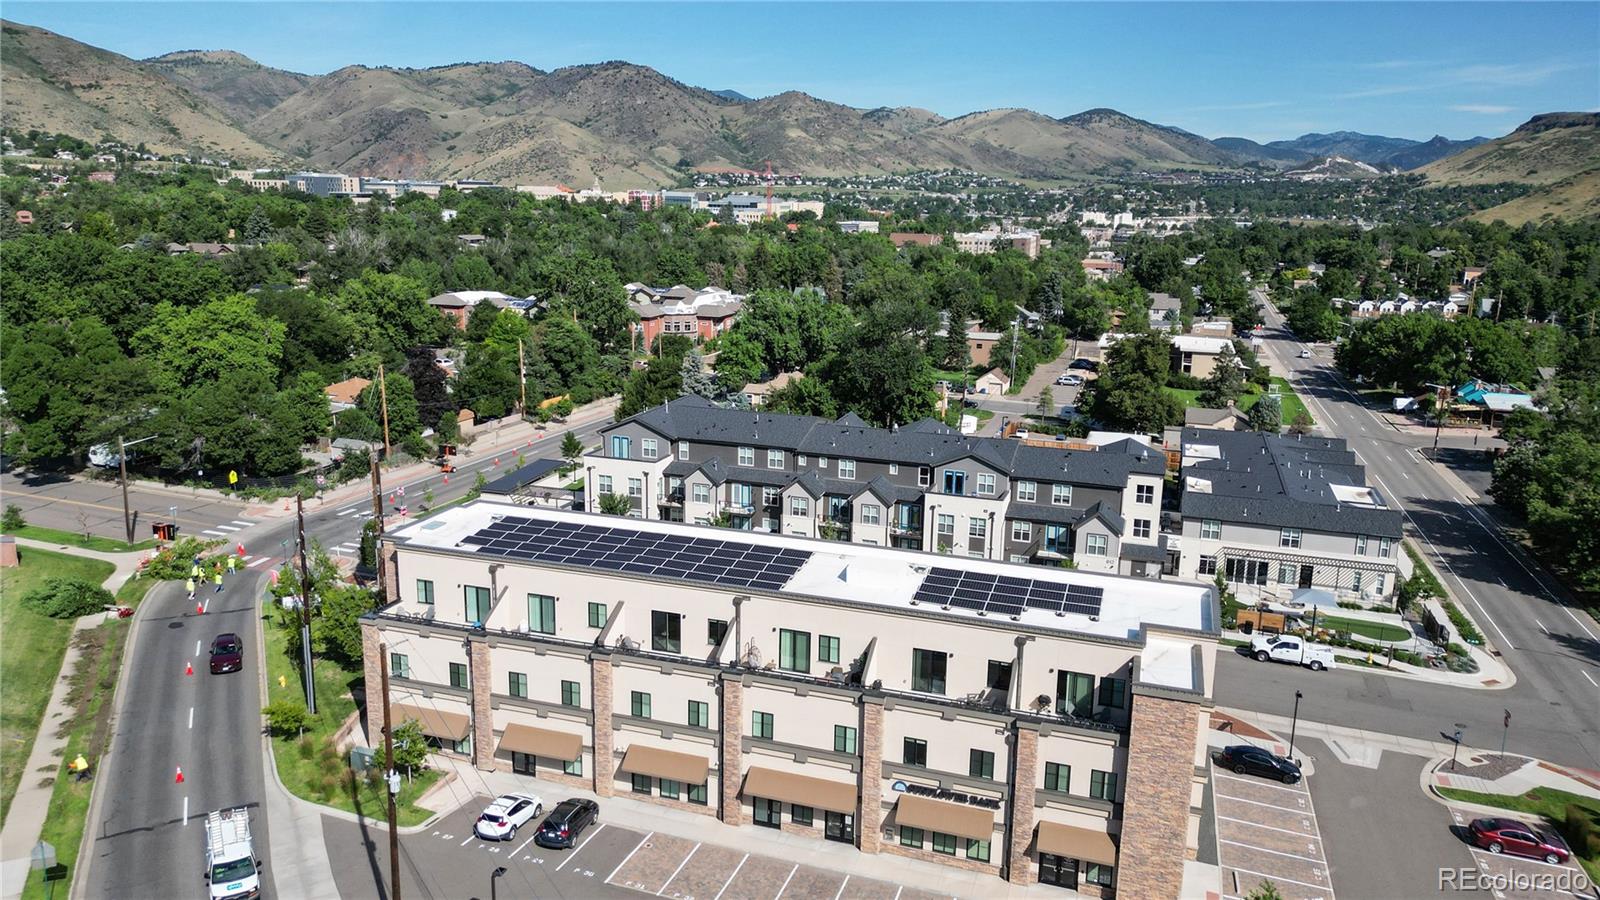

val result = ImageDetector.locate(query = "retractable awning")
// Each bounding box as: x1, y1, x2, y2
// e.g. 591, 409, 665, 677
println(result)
741, 767, 856, 814
497, 724, 582, 762
392, 703, 470, 741
894, 794, 995, 842
619, 745, 710, 785
1036, 821, 1117, 865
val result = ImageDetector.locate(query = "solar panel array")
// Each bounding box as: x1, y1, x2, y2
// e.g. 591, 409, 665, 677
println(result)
460, 516, 813, 591
912, 567, 1104, 618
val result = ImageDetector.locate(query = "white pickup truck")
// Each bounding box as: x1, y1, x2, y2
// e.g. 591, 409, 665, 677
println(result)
1251, 634, 1336, 671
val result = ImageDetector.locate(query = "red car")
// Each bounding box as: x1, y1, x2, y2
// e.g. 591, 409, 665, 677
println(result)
209, 633, 244, 674
1467, 817, 1570, 864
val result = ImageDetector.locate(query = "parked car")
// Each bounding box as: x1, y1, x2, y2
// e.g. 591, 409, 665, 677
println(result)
1216, 745, 1301, 784
1061, 374, 1084, 386
1069, 358, 1099, 371
208, 633, 243, 674
1467, 817, 1570, 864
474, 793, 545, 841
534, 798, 600, 849
1251, 634, 1336, 671
1299, 348, 1312, 358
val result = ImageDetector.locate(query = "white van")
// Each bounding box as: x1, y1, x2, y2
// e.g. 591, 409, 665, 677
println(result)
204, 808, 262, 899
1251, 634, 1337, 671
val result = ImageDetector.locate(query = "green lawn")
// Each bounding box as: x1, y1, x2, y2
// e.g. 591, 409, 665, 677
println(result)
0, 549, 115, 823
9, 524, 157, 553
1313, 614, 1411, 643
1165, 377, 1314, 427
1436, 785, 1600, 883
263, 616, 439, 825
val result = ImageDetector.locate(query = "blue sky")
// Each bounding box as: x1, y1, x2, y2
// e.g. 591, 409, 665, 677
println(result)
7, 2, 1598, 142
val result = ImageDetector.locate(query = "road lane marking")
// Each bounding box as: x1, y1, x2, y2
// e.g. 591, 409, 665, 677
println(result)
1212, 772, 1309, 795
461, 835, 476, 846
605, 831, 653, 884
183, 795, 188, 826
229, 520, 252, 527
1583, 671, 1596, 688
1216, 793, 1307, 812
1537, 619, 1549, 634
510, 834, 538, 857
657, 842, 700, 895
774, 863, 800, 900
712, 853, 749, 900
555, 822, 607, 871
247, 557, 271, 568
337, 507, 360, 516
892, 887, 903, 900
195, 639, 201, 656
188, 707, 194, 729
202, 530, 227, 537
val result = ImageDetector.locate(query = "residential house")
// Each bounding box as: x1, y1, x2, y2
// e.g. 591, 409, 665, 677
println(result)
1183, 406, 1248, 431
325, 377, 372, 421
428, 291, 526, 330
890, 233, 943, 249
742, 372, 805, 408
1080, 258, 1124, 282
1147, 293, 1183, 332
88, 171, 116, 183
627, 285, 745, 349
1170, 336, 1238, 379
837, 221, 880, 234
974, 368, 1012, 395
456, 234, 489, 248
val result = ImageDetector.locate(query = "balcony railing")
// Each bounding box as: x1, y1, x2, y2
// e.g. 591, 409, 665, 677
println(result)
659, 489, 685, 507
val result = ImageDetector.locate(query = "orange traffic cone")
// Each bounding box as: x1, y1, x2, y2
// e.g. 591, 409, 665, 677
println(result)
283, 499, 290, 511
494, 457, 501, 467
185, 661, 194, 676
175, 767, 184, 784
443, 474, 450, 485
195, 601, 204, 615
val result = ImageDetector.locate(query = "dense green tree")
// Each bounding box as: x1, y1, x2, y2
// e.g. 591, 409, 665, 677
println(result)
455, 345, 520, 419
765, 376, 838, 417
334, 271, 446, 362
1198, 346, 1247, 407
711, 332, 766, 390
1248, 393, 1282, 432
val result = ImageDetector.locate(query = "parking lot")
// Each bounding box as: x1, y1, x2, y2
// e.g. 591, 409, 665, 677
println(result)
1211, 754, 1336, 900
1442, 805, 1595, 900
324, 800, 959, 900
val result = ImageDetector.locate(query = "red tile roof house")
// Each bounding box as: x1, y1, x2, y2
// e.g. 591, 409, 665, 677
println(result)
426, 290, 525, 330
625, 284, 745, 350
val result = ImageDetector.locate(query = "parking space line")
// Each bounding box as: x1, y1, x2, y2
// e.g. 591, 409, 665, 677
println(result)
1216, 814, 1317, 837
1218, 794, 1309, 813
1220, 839, 1325, 864
892, 887, 903, 900
556, 823, 607, 871
1468, 846, 1577, 870
712, 853, 749, 900
606, 831, 654, 884
833, 875, 850, 900
1212, 772, 1309, 795
658, 842, 701, 895
774, 863, 799, 900
460, 835, 476, 846
1223, 864, 1330, 890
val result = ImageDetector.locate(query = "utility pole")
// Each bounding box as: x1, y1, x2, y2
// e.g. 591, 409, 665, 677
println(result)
518, 339, 528, 415
370, 454, 387, 600
1009, 319, 1019, 387
379, 643, 402, 900
377, 363, 392, 460
116, 434, 158, 545
295, 494, 317, 714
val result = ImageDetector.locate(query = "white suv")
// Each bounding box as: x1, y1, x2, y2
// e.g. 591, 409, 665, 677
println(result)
474, 792, 545, 841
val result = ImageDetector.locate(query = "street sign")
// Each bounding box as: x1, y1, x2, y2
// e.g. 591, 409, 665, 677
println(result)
31, 841, 55, 870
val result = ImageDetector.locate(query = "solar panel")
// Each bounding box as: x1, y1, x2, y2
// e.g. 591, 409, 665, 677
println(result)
909, 567, 1104, 619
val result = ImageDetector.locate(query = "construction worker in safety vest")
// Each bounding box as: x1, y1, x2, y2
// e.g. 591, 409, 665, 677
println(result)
226, 555, 237, 574
69, 753, 90, 781
213, 569, 224, 593
185, 577, 197, 601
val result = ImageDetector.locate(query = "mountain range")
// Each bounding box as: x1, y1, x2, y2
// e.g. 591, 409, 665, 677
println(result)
0, 18, 1580, 198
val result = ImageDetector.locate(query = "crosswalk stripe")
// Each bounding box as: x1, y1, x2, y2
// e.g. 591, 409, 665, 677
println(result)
229, 520, 253, 528
333, 545, 358, 554
336, 507, 360, 516
247, 557, 273, 568
214, 524, 241, 532
201, 529, 227, 537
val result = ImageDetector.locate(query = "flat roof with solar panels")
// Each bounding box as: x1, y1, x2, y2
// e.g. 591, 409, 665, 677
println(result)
389, 500, 1215, 643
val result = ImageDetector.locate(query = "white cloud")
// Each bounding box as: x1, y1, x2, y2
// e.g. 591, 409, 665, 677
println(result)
1337, 59, 1589, 100
1450, 104, 1515, 115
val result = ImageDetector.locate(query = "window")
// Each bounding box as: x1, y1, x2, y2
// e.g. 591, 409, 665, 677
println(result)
688, 701, 710, 728
779, 629, 811, 673
1356, 534, 1369, 555
969, 749, 995, 780
912, 649, 947, 694
835, 725, 858, 754
597, 474, 614, 495
659, 779, 680, 800
1058, 671, 1094, 717
1132, 519, 1151, 539
791, 805, 813, 826
889, 463, 899, 475
1089, 770, 1118, 801
1011, 521, 1032, 543
1226, 557, 1269, 585
936, 514, 955, 538
738, 446, 754, 466
631, 691, 651, 718
642, 438, 658, 460
1016, 481, 1037, 502
585, 602, 607, 629
976, 473, 995, 495
692, 483, 710, 504
1098, 676, 1127, 709
527, 593, 555, 634
416, 579, 435, 605
678, 443, 689, 460
1085, 534, 1108, 556
1374, 575, 1385, 595
1280, 527, 1302, 549
651, 611, 682, 653
943, 470, 967, 495
389, 652, 409, 680
903, 737, 928, 767
1277, 563, 1297, 584
508, 672, 527, 698
449, 662, 469, 689
610, 435, 631, 458
1198, 555, 1218, 576
969, 517, 987, 539
1009, 554, 1027, 562
931, 832, 958, 855
752, 711, 774, 740
789, 496, 810, 517
627, 477, 642, 498
688, 783, 707, 805
987, 660, 1013, 691
899, 826, 925, 848
561, 680, 581, 707
1044, 523, 1071, 555
1044, 762, 1070, 792
1084, 864, 1114, 887
838, 459, 856, 480
1379, 537, 1393, 558
817, 457, 828, 469
966, 839, 991, 862
819, 635, 840, 665
632, 773, 652, 795
860, 504, 880, 526
1052, 484, 1073, 506
1136, 483, 1155, 504
918, 466, 932, 488
1353, 571, 1363, 592
798, 454, 807, 465
464, 585, 491, 625
765, 449, 784, 469
754, 798, 781, 828
1200, 519, 1221, 540
564, 757, 582, 776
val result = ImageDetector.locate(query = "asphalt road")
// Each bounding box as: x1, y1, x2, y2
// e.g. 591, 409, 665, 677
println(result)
83, 574, 274, 899
0, 465, 254, 545
1216, 293, 1600, 769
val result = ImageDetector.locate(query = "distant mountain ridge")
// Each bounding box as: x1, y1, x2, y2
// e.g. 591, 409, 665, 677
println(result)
1216, 130, 1489, 171
1422, 112, 1600, 224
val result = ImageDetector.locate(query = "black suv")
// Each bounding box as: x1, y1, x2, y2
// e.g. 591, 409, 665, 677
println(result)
1216, 744, 1301, 784
534, 798, 599, 849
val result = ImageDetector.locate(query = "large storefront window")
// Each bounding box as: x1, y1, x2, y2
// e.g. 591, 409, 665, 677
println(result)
1039, 854, 1078, 889
753, 797, 781, 828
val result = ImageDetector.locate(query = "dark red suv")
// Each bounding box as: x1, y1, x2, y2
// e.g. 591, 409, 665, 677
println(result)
1467, 817, 1570, 864
209, 633, 244, 674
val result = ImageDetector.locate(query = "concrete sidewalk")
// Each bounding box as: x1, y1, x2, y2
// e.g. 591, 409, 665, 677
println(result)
9, 536, 151, 593
1431, 752, 1600, 804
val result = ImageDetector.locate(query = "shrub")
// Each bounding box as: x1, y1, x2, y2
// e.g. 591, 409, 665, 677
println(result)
264, 701, 311, 737
143, 536, 223, 581
22, 578, 113, 619
298, 734, 317, 760
1562, 804, 1593, 855
1, 504, 24, 532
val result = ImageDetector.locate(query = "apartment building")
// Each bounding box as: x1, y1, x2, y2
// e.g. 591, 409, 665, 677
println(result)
1174, 428, 1410, 605
288, 171, 362, 196
583, 397, 1170, 577
625, 285, 745, 347
362, 500, 1218, 896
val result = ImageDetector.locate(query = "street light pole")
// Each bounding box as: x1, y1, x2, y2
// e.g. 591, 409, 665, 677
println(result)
1287, 690, 1303, 763
490, 866, 507, 900
116, 434, 158, 545
380, 643, 401, 900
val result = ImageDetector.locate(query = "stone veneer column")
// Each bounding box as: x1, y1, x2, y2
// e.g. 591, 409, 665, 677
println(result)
591, 651, 615, 797
360, 618, 386, 743
719, 675, 745, 826
1006, 723, 1040, 885
1117, 692, 1202, 899
856, 696, 885, 854
469, 636, 494, 770
381, 543, 399, 605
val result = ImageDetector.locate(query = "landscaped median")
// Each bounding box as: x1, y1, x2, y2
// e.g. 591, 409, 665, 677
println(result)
1435, 784, 1600, 884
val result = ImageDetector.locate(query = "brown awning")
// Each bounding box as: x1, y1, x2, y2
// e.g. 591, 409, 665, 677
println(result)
741, 767, 856, 814
619, 744, 710, 785
1036, 821, 1117, 865
498, 724, 582, 762
894, 794, 995, 842
393, 703, 470, 741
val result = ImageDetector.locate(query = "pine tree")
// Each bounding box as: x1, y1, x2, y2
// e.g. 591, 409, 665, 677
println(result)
679, 348, 719, 399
